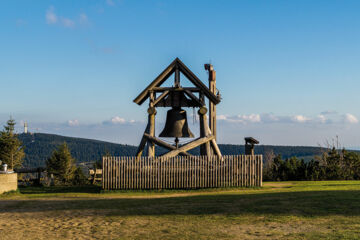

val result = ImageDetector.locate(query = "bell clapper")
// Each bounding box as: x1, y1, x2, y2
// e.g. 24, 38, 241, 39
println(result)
175, 137, 179, 149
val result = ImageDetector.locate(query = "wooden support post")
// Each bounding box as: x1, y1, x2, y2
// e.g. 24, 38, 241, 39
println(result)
175, 66, 180, 87
136, 123, 149, 157
210, 138, 222, 158
147, 91, 156, 158
198, 107, 211, 156
147, 111, 156, 157
206, 64, 217, 141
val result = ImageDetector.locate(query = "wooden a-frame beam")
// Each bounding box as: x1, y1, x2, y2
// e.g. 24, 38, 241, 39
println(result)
133, 58, 220, 105
133, 59, 177, 105
143, 133, 192, 157
161, 135, 215, 158
153, 90, 169, 106
176, 59, 220, 104
136, 122, 150, 157
184, 89, 203, 107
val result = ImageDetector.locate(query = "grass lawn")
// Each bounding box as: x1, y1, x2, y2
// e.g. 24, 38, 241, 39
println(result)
1, 181, 360, 239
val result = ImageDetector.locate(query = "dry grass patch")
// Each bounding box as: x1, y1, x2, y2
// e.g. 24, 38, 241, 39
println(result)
1, 181, 360, 239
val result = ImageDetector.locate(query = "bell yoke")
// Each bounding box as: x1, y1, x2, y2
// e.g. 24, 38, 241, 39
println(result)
133, 58, 222, 158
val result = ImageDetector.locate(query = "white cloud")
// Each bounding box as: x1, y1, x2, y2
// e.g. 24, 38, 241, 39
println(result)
46, 6, 57, 24
79, 13, 88, 25
292, 115, 310, 123
102, 116, 127, 125
343, 113, 358, 124
60, 17, 75, 28
260, 113, 279, 123
68, 119, 79, 126
218, 114, 261, 124
46, 7, 88, 28
16, 19, 27, 27
217, 115, 227, 120
218, 111, 359, 125
106, 0, 115, 6
316, 114, 327, 123
111, 116, 126, 124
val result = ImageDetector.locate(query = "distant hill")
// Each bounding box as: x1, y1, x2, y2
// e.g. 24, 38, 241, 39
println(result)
18, 133, 326, 167
19, 133, 137, 167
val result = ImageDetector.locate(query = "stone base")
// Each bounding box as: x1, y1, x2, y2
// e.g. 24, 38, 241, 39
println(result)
0, 173, 17, 194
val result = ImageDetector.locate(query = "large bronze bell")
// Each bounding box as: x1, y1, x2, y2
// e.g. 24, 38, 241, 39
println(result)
159, 107, 195, 138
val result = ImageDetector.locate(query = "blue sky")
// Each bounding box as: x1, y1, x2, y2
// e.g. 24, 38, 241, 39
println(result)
1, 0, 360, 147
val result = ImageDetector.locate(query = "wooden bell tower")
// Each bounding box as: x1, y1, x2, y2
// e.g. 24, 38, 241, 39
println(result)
133, 58, 222, 158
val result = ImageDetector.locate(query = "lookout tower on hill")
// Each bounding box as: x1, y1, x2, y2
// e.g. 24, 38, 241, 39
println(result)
133, 58, 222, 158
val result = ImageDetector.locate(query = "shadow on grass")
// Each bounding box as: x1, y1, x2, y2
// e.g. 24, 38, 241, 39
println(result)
18, 185, 102, 194
2, 190, 360, 217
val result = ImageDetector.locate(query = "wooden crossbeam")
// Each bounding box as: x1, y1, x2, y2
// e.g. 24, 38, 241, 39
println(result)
152, 87, 200, 92
153, 90, 169, 106
161, 135, 215, 158
184, 89, 203, 107
143, 133, 192, 157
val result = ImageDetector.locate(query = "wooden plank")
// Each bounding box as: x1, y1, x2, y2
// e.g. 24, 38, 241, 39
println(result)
114, 157, 116, 189
211, 156, 214, 188
144, 157, 147, 189
136, 157, 139, 189
140, 157, 142, 189
170, 157, 173, 189
252, 155, 255, 186
132, 157, 134, 189
186, 156, 189, 188
119, 157, 121, 189
180, 157, 183, 188
105, 157, 107, 190
102, 157, 105, 189
128, 157, 131, 189
109, 157, 112, 189
126, 157, 130, 189
260, 155, 263, 187
116, 157, 119, 189
242, 155, 244, 187
214, 156, 218, 187
120, 157, 122, 189
236, 155, 239, 187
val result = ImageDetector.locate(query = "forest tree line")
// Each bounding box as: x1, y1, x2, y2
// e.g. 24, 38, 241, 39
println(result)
264, 148, 360, 181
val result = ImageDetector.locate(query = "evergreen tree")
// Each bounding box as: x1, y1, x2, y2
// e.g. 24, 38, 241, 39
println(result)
46, 142, 77, 185
0, 118, 25, 169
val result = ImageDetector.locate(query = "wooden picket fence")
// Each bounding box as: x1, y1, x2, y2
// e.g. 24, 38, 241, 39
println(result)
102, 155, 262, 190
